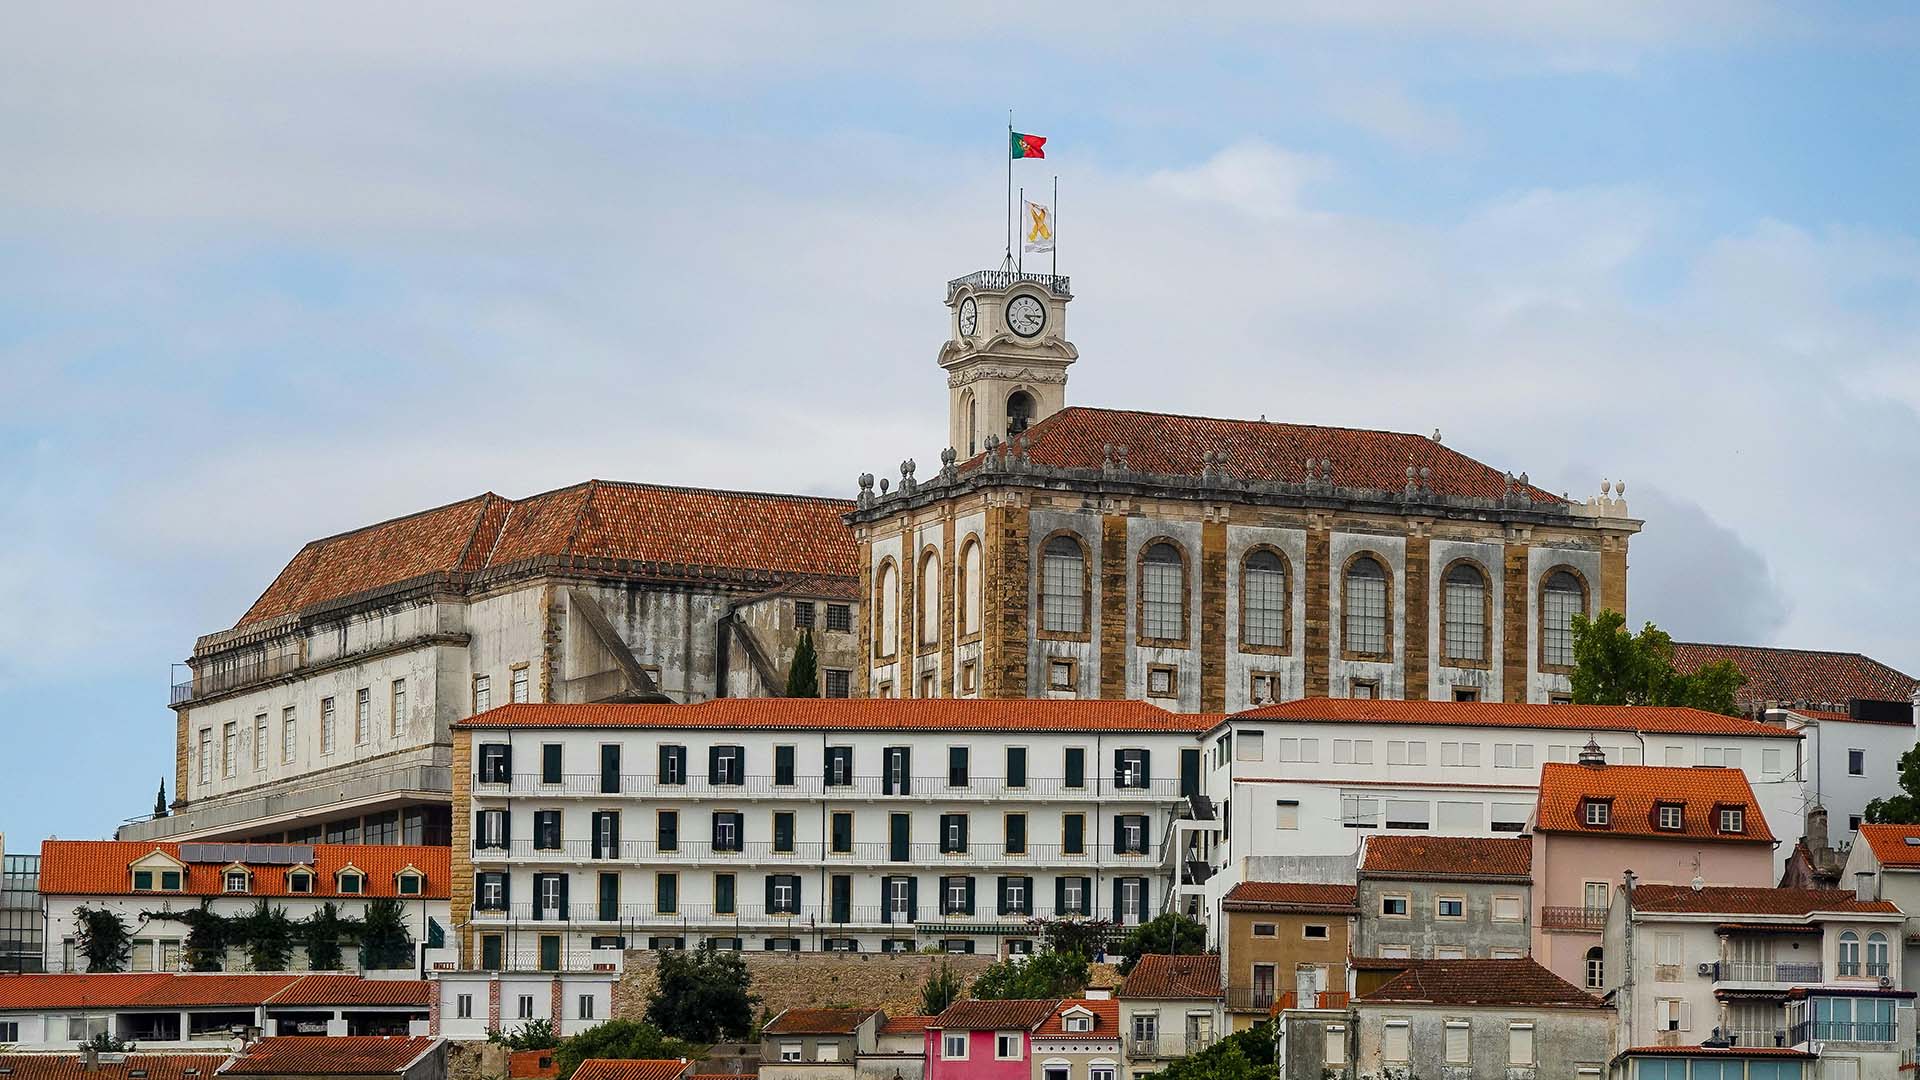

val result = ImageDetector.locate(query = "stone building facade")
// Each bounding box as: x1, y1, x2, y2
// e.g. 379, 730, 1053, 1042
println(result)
1352, 835, 1532, 962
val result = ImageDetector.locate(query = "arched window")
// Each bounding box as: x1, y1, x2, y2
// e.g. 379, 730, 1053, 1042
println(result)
1541, 569, 1587, 669
961, 391, 978, 456
1141, 542, 1186, 640
1584, 946, 1604, 989
1241, 549, 1288, 648
918, 550, 941, 646
959, 539, 983, 637
1344, 556, 1389, 658
1839, 930, 1862, 976
1868, 931, 1891, 977
1040, 535, 1086, 634
876, 560, 898, 658
1442, 562, 1488, 664
1007, 390, 1035, 436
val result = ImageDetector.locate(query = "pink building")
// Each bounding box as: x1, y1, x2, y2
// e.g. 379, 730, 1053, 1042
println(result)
1531, 749, 1776, 991
924, 999, 1060, 1080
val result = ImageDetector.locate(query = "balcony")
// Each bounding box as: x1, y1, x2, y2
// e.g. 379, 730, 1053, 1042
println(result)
1238, 987, 1348, 1012
471, 772, 1181, 802
1790, 1020, 1896, 1045
471, 902, 1115, 929
472, 838, 1162, 868
172, 652, 306, 706
117, 763, 451, 843
1717, 960, 1822, 984
1126, 1034, 1215, 1060
1539, 906, 1607, 932
1725, 1027, 1787, 1049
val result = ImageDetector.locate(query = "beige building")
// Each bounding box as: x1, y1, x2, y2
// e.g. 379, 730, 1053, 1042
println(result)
846, 268, 1642, 711
1217, 882, 1356, 1030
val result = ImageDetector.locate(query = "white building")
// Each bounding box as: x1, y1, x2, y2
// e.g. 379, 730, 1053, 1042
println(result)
1770, 705, 1919, 842
426, 967, 617, 1039
0, 972, 432, 1050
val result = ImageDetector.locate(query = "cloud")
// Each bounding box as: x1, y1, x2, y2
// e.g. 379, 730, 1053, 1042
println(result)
1608, 484, 1791, 643
1327, 83, 1468, 154
1147, 141, 1334, 221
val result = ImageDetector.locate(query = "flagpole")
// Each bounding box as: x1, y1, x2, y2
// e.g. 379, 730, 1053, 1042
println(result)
1005, 110, 1014, 269
1017, 185, 1024, 274
1052, 174, 1059, 278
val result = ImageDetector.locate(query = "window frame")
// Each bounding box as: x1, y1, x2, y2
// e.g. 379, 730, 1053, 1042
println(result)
1340, 552, 1393, 661
1238, 545, 1292, 653
1037, 531, 1092, 640
1439, 558, 1493, 668
1538, 566, 1590, 672
1136, 538, 1190, 644
917, 545, 942, 648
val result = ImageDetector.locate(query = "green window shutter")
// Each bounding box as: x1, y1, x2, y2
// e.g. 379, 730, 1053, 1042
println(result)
775, 745, 795, 786
963, 877, 976, 916
949, 747, 969, 787
600, 744, 620, 794
542, 744, 562, 784
716, 873, 735, 915
1064, 747, 1085, 789
1007, 747, 1027, 788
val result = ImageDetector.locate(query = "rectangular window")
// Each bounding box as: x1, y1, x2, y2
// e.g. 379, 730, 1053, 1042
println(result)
714, 872, 736, 915
774, 745, 796, 787
826, 604, 852, 632
1303, 924, 1329, 939
510, 666, 530, 704
472, 674, 491, 712
1848, 748, 1866, 776
1445, 1021, 1469, 1064
942, 1033, 967, 1060
541, 743, 563, 784
1147, 665, 1177, 697
1343, 796, 1380, 829
824, 747, 852, 786
456, 995, 473, 1020
1064, 747, 1086, 788
1350, 677, 1380, 698
1436, 896, 1465, 919
479, 743, 512, 783
1719, 807, 1744, 833
1381, 895, 1408, 917
780, 1044, 802, 1063
960, 661, 977, 695
1048, 658, 1075, 691
1656, 803, 1684, 830
222, 722, 237, 778
824, 669, 851, 698
1384, 800, 1430, 830
1491, 802, 1530, 832
1508, 1022, 1534, 1065
577, 994, 595, 1020
1492, 895, 1522, 922
794, 600, 816, 628
656, 873, 677, 915
659, 745, 686, 784
281, 706, 297, 764
711, 745, 744, 785
995, 1032, 1020, 1059
1006, 746, 1027, 788
1004, 813, 1026, 855
355, 687, 371, 743
534, 810, 562, 849
253, 713, 268, 770
1275, 800, 1299, 830
1585, 800, 1610, 826
658, 810, 679, 852
1250, 672, 1279, 703
1382, 1020, 1410, 1062
390, 678, 407, 735
949, 746, 970, 787
1324, 1024, 1345, 1065
773, 811, 795, 853
831, 812, 852, 853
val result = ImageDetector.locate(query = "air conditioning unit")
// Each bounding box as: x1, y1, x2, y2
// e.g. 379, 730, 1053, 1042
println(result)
1880, 975, 1895, 990
1697, 962, 1716, 978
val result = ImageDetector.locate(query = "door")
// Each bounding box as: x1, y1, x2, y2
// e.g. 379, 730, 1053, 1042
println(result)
597, 872, 618, 922
1252, 964, 1277, 1010
1583, 881, 1609, 916
1180, 747, 1201, 798
890, 813, 911, 862
831, 875, 852, 924
600, 744, 620, 794
1185, 1012, 1213, 1054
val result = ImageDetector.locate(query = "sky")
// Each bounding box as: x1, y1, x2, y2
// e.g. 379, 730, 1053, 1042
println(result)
3, 3, 1919, 844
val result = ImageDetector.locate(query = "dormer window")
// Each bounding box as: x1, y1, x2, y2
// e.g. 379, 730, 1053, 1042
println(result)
1065, 1013, 1093, 1033
1718, 806, 1745, 834
1655, 803, 1684, 831
223, 868, 251, 894
396, 867, 424, 896
131, 852, 185, 892
287, 869, 314, 894
1582, 799, 1611, 827
160, 870, 181, 890
337, 867, 365, 894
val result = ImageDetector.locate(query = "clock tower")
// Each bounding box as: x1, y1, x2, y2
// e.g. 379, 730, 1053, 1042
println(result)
939, 270, 1077, 457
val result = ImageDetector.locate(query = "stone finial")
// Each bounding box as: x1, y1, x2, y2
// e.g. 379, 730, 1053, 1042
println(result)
984, 434, 1001, 452
1102, 443, 1116, 469
1320, 458, 1332, 483
856, 472, 876, 509
878, 476, 890, 495
1419, 466, 1431, 490
1431, 428, 1443, 443
1114, 444, 1130, 471
900, 458, 918, 495
1404, 465, 1418, 496
939, 447, 959, 483
1519, 472, 1529, 486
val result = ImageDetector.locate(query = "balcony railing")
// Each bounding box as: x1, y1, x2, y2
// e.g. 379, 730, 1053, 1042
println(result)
1790, 1020, 1896, 1045
472, 838, 1161, 867
947, 269, 1073, 298
1726, 1027, 1786, 1048
472, 772, 1180, 801
1245, 988, 1348, 1012
1539, 906, 1607, 931
1719, 961, 1822, 983
1126, 1034, 1215, 1059
472, 902, 1142, 928
172, 652, 306, 705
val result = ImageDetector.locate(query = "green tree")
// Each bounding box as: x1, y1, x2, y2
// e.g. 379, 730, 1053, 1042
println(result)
1866, 744, 1920, 823
153, 779, 169, 819
921, 959, 962, 1015
239, 900, 296, 971
143, 901, 229, 971
72, 907, 132, 973
1113, 913, 1209, 976
1569, 610, 1746, 715
553, 1020, 693, 1080
489, 1017, 559, 1050
785, 629, 820, 697
644, 946, 757, 1042
357, 898, 416, 970
1038, 917, 1114, 961
300, 902, 360, 971
969, 949, 1089, 1000
77, 1032, 137, 1054
1149, 1020, 1277, 1080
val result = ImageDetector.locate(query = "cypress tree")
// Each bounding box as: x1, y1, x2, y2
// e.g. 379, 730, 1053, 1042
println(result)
784, 630, 820, 697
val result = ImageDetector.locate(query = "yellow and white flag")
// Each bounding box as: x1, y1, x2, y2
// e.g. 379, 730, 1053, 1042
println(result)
1022, 199, 1054, 253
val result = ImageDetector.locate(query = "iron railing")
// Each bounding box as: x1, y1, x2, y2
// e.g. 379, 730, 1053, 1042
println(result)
1539, 906, 1607, 931
947, 270, 1072, 298
1791, 1020, 1896, 1044
471, 772, 1180, 801
1720, 960, 1821, 983
472, 902, 1144, 927
172, 652, 306, 705
1126, 1034, 1215, 1059
472, 838, 1162, 867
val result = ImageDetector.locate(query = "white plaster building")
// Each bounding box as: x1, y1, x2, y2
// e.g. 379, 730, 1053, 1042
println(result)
425, 967, 617, 1039
0, 972, 432, 1050
1770, 705, 1919, 842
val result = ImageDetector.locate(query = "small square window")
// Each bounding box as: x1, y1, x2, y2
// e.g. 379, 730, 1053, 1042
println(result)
994, 1032, 1021, 1060
1048, 659, 1076, 691
1250, 672, 1280, 704
224, 870, 250, 894
1381, 896, 1409, 917
1718, 807, 1744, 834
824, 669, 851, 698
287, 871, 313, 894
1436, 897, 1465, 919
1583, 800, 1610, 827
1350, 678, 1380, 699
825, 604, 853, 632
1252, 923, 1277, 937
1451, 686, 1480, 702
397, 873, 422, 896
1303, 924, 1329, 939
942, 1033, 967, 1060
793, 601, 816, 629
133, 870, 154, 891
1146, 665, 1177, 697
1655, 804, 1683, 831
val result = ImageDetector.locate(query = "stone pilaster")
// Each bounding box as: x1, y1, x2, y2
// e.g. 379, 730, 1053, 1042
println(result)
1100, 514, 1130, 700
1304, 517, 1331, 697
1403, 531, 1430, 701
854, 532, 872, 698
1601, 535, 1629, 618
1200, 519, 1229, 712
1502, 539, 1531, 703
983, 503, 1031, 697
940, 516, 956, 697
898, 531, 916, 694
488, 977, 502, 1030
451, 727, 474, 964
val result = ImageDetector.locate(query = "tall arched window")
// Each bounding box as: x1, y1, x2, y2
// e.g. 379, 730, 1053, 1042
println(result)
1868, 931, 1890, 976
1442, 562, 1488, 664
876, 560, 898, 658
1241, 549, 1288, 648
1584, 946, 1604, 990
1040, 535, 1086, 634
1839, 930, 1862, 976
961, 391, 978, 456
1007, 390, 1035, 436
1140, 542, 1186, 640
957, 538, 984, 637
1541, 569, 1587, 669
918, 550, 941, 646
1344, 555, 1389, 658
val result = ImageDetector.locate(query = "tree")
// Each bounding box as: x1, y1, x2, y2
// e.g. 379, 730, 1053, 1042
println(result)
969, 949, 1088, 1000
1149, 1020, 1277, 1080
1866, 743, 1920, 823
644, 946, 757, 1042
357, 898, 416, 970
238, 900, 296, 971
1569, 611, 1746, 715
1113, 913, 1208, 976
77, 1032, 136, 1054
300, 902, 360, 971
153, 779, 169, 819
784, 629, 820, 697
921, 959, 962, 1015
553, 1020, 693, 1080
1037, 917, 1114, 961
489, 1018, 559, 1050
72, 907, 132, 973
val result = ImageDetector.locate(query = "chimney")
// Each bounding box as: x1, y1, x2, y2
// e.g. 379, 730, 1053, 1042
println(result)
1577, 737, 1607, 768
82, 1049, 98, 1073
1084, 988, 1112, 1001
1806, 805, 1830, 855
1857, 871, 1878, 903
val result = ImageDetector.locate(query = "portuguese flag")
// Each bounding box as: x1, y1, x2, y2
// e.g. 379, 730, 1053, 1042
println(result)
1010, 131, 1047, 159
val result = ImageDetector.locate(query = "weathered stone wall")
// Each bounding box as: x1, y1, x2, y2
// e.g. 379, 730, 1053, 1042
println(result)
446, 1039, 509, 1080
614, 951, 996, 1020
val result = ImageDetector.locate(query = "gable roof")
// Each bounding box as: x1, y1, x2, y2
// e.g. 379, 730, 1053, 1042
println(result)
1629, 885, 1900, 917
1673, 642, 1919, 712
457, 699, 1209, 734
877, 1014, 934, 1037
39, 841, 449, 899
1858, 824, 1920, 869
0, 1054, 230, 1080
1232, 698, 1799, 739
929, 999, 1060, 1031
1357, 959, 1603, 1009
1534, 762, 1774, 843
762, 1008, 877, 1036
1035, 998, 1121, 1038
220, 1038, 438, 1077
1361, 836, 1532, 881
1119, 955, 1222, 1000
237, 481, 856, 628
0, 974, 430, 1012
568, 1065, 690, 1080
1221, 882, 1358, 913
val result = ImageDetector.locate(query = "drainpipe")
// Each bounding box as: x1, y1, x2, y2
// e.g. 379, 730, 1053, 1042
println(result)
1620, 869, 1637, 1053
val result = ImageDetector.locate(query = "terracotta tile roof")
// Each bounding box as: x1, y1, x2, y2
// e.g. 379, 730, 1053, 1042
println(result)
929, 999, 1060, 1031
569, 1066, 690, 1080
221, 1037, 439, 1076
1361, 836, 1532, 880
763, 1007, 877, 1035
966, 407, 1565, 505
1035, 997, 1121, 1038
237, 481, 856, 627
0, 974, 429, 1012
1119, 955, 1222, 1000
877, 1014, 934, 1036
263, 975, 431, 1007
1535, 762, 1774, 843
1859, 824, 1920, 869
1629, 885, 1900, 917
40, 841, 449, 900
457, 699, 1210, 734
0, 974, 175, 1010
1673, 642, 1919, 712
1357, 959, 1604, 1009
1234, 698, 1799, 739
1221, 882, 1358, 913
1616, 1046, 1814, 1060
0, 1054, 231, 1080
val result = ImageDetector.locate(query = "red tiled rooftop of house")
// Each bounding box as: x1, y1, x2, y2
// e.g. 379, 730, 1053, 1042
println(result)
39, 841, 449, 900
1859, 824, 1920, 869
0, 974, 430, 1012
1673, 642, 1919, 712
1358, 959, 1603, 1009
877, 1014, 934, 1037
1629, 885, 1899, 917
458, 699, 1211, 733
220, 1037, 439, 1076
236, 480, 857, 628
763, 1008, 877, 1035
263, 975, 432, 1007
1034, 997, 1121, 1038
1120, 955, 1222, 1000
1617, 1046, 1815, 1059
1234, 698, 1800, 739
930, 999, 1061, 1031
1361, 836, 1532, 880
0, 1054, 230, 1080
1535, 762, 1774, 843
1221, 882, 1358, 913
567, 1065, 690, 1080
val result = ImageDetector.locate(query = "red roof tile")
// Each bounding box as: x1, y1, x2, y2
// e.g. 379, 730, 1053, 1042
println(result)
0, 974, 428, 1012
264, 976, 431, 1007
929, 999, 1060, 1031
1630, 885, 1900, 917
1617, 1047, 1814, 1059
1673, 642, 1919, 712
238, 481, 856, 627
964, 407, 1565, 504
1221, 883, 1358, 913
0, 1054, 230, 1080
763, 1008, 877, 1035
1361, 836, 1531, 880
458, 699, 1209, 733
569, 1065, 690, 1080
220, 1037, 438, 1076
40, 842, 449, 900
1535, 763, 1774, 843
877, 1014, 934, 1037
1859, 824, 1920, 869
1235, 698, 1799, 739
1358, 959, 1603, 1009
1035, 998, 1121, 1038
1119, 955, 1222, 1000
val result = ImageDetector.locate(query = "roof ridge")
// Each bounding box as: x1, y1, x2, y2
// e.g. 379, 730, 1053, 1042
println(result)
281, 492, 497, 550
560, 479, 600, 558
1052, 405, 1450, 444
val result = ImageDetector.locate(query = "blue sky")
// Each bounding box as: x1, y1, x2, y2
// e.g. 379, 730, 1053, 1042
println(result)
4, 4, 1920, 844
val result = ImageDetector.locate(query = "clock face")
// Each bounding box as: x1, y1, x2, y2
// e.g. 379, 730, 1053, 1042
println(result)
957, 297, 978, 336
1006, 294, 1046, 337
